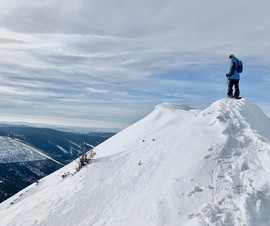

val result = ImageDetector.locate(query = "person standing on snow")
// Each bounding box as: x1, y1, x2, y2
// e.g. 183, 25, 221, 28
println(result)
226, 54, 241, 98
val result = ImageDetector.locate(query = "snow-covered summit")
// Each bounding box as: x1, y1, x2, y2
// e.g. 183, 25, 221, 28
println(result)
155, 102, 193, 111
1, 98, 270, 226
207, 98, 270, 138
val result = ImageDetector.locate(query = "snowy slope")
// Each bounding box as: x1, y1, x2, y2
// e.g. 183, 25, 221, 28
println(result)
0, 136, 63, 165
1, 98, 270, 226
0, 127, 114, 164
0, 136, 64, 202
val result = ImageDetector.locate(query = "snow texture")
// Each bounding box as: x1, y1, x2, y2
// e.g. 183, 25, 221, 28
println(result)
0, 137, 45, 163
1, 98, 270, 226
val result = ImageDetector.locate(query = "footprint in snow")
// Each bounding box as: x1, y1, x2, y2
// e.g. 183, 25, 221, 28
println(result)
240, 162, 249, 171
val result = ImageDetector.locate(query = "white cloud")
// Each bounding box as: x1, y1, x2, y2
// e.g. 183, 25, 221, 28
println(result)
0, 0, 270, 128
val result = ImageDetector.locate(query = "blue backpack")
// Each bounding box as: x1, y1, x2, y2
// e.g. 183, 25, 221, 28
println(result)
236, 60, 243, 73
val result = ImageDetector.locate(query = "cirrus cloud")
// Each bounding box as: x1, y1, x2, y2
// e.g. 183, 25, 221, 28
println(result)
0, 0, 270, 129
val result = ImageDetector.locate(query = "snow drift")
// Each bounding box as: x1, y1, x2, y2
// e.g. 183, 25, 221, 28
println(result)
1, 98, 270, 226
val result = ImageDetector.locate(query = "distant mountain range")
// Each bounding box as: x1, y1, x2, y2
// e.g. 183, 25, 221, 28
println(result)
0, 126, 114, 203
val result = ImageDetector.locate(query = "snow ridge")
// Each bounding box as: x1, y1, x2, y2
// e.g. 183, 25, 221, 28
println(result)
190, 99, 270, 225
0, 136, 47, 163
155, 102, 193, 111
1, 98, 270, 226
0, 136, 63, 165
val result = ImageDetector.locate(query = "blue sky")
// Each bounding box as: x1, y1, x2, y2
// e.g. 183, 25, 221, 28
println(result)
0, 0, 270, 130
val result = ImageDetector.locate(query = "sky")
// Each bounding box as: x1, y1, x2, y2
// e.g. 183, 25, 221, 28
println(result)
0, 0, 270, 130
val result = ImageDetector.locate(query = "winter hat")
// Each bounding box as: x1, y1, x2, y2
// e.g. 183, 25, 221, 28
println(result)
229, 54, 234, 59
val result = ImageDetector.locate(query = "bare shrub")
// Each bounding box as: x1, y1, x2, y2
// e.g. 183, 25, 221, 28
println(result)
76, 143, 96, 171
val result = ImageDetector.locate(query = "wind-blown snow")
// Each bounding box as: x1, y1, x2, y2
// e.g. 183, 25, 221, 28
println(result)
1, 98, 270, 226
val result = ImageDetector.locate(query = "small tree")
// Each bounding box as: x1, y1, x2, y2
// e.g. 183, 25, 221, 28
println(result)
76, 143, 96, 171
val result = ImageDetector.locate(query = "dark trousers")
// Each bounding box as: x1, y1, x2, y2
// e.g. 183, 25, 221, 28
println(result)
227, 79, 240, 97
